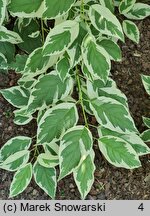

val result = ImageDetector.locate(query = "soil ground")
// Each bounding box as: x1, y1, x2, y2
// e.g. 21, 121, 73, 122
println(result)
0, 18, 150, 200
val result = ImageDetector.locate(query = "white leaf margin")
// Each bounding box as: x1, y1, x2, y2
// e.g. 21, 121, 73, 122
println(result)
9, 163, 32, 197
73, 149, 95, 199
98, 135, 141, 169
43, 20, 79, 56
0, 0, 7, 25
37, 102, 78, 145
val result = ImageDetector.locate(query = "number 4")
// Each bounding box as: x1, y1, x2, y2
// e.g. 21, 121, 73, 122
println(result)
138, 203, 144, 211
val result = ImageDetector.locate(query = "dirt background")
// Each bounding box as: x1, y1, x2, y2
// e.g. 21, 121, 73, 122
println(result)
0, 18, 150, 200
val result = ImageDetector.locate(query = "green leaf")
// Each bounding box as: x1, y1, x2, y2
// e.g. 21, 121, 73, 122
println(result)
56, 55, 71, 81
82, 64, 93, 81
98, 127, 150, 156
141, 129, 150, 142
141, 74, 150, 95
24, 47, 53, 77
99, 0, 115, 13
123, 20, 139, 43
82, 36, 111, 83
44, 142, 59, 156
0, 41, 15, 63
0, 150, 30, 171
18, 76, 35, 89
90, 97, 137, 134
0, 136, 32, 162
67, 22, 87, 68
73, 151, 95, 199
82, 87, 94, 115
37, 153, 59, 168
37, 103, 78, 145
37, 109, 46, 124
0, 86, 30, 108
89, 4, 124, 41
143, 117, 150, 129
87, 78, 128, 107
97, 39, 122, 61
99, 136, 141, 169
43, 0, 75, 19
0, 52, 7, 72
43, 20, 79, 56
9, 54, 28, 73
119, 0, 136, 14
14, 114, 33, 126
14, 18, 42, 53
0, 0, 6, 25
124, 3, 150, 20
59, 126, 93, 180
8, 0, 43, 18
13, 107, 33, 126
27, 72, 73, 113
0, 26, 23, 44
33, 161, 56, 199
9, 163, 32, 197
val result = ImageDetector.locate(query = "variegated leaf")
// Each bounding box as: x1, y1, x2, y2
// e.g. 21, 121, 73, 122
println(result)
67, 22, 87, 68
14, 114, 33, 126
37, 153, 59, 168
14, 18, 42, 53
0, 41, 15, 64
0, 52, 7, 72
27, 72, 73, 113
56, 55, 71, 81
141, 130, 150, 142
87, 78, 128, 107
82, 35, 111, 83
43, 0, 75, 19
124, 3, 150, 20
8, 0, 43, 18
99, 0, 115, 13
43, 20, 79, 56
59, 126, 93, 180
44, 142, 59, 156
82, 87, 94, 115
37, 109, 46, 124
9, 163, 32, 197
24, 47, 58, 78
89, 4, 124, 41
0, 136, 32, 162
99, 136, 141, 169
90, 96, 137, 134
28, 30, 40, 38
0, 0, 6, 25
97, 39, 122, 61
9, 54, 28, 73
143, 117, 150, 129
98, 127, 150, 156
33, 161, 56, 199
123, 20, 139, 43
37, 103, 78, 145
0, 26, 22, 44
141, 74, 150, 95
18, 76, 35, 89
119, 0, 136, 14
82, 64, 94, 81
73, 150, 95, 199
0, 86, 30, 108
13, 107, 33, 125
0, 150, 30, 171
